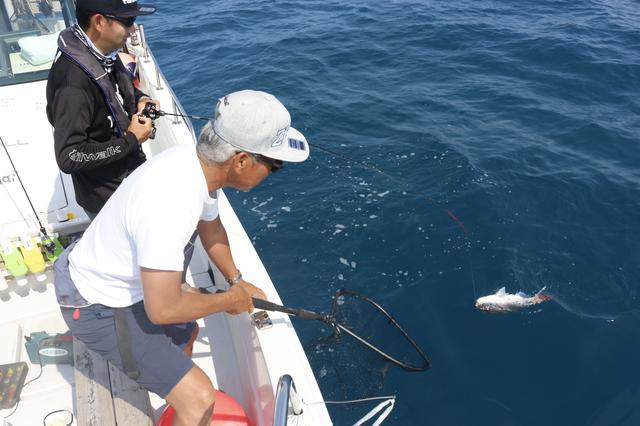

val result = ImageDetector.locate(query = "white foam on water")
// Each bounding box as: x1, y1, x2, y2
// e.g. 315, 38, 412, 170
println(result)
281, 206, 291, 212
339, 257, 349, 266
377, 190, 390, 197
319, 366, 327, 378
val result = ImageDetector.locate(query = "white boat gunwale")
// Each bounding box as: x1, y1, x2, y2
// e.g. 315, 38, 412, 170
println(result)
0, 6, 332, 424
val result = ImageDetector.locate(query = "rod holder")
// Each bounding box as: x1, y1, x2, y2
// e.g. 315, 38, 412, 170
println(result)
172, 100, 181, 125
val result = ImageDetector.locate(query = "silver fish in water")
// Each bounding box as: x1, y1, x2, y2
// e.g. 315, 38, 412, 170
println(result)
475, 286, 551, 313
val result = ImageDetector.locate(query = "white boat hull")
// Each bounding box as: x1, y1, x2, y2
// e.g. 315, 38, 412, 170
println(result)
0, 25, 331, 425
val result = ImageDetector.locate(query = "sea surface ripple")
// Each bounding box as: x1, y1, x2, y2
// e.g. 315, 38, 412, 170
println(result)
145, 1, 640, 424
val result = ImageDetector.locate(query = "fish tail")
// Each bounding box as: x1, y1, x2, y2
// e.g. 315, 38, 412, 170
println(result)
535, 286, 552, 303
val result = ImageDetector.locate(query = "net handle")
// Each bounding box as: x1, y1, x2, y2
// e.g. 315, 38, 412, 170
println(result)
252, 293, 432, 372
252, 298, 328, 321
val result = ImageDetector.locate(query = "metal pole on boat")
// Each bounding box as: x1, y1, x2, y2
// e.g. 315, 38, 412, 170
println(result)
171, 100, 181, 125
137, 24, 150, 62
274, 375, 303, 425
155, 67, 163, 90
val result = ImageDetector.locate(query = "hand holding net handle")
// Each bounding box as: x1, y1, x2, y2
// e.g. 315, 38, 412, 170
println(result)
252, 293, 431, 372
252, 298, 327, 321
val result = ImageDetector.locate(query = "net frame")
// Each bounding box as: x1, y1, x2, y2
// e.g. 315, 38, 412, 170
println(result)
327, 289, 431, 372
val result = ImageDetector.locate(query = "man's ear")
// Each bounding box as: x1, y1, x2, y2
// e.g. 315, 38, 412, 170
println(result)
232, 152, 251, 170
90, 13, 108, 32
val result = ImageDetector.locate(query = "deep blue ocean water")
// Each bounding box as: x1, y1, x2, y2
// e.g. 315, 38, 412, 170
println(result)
144, 1, 640, 424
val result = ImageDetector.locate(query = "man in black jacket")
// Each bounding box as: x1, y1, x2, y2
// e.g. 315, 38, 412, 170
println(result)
46, 0, 158, 218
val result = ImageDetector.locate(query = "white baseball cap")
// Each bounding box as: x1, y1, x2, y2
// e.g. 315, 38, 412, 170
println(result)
212, 90, 310, 162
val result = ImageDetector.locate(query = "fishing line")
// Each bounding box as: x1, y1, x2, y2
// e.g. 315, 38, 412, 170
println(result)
156, 108, 478, 296
306, 142, 477, 297
306, 143, 397, 180
1, 176, 31, 229
0, 135, 58, 256
155, 109, 468, 230
302, 140, 477, 297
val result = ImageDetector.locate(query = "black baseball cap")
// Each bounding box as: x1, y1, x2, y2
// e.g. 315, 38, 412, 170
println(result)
76, 0, 156, 17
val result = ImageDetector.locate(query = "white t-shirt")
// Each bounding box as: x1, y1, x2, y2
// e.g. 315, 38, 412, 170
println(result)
69, 144, 220, 307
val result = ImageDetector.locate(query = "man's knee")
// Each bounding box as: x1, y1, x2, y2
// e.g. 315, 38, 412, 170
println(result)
173, 388, 216, 426
165, 367, 216, 424
191, 385, 216, 411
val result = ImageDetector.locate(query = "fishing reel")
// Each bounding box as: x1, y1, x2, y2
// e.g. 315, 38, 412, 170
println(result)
140, 102, 160, 139
142, 101, 160, 120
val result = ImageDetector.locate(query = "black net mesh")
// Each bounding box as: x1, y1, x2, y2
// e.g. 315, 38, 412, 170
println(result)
306, 289, 430, 403
329, 289, 430, 372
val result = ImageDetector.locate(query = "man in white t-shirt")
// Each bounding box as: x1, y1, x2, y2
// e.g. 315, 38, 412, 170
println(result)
54, 90, 311, 426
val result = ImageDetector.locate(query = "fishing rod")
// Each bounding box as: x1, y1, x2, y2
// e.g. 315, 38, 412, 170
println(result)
0, 135, 59, 257
142, 104, 209, 122
155, 111, 210, 121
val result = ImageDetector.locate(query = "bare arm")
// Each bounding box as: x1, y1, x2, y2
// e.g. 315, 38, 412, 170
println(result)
197, 217, 267, 300
140, 268, 253, 324
197, 217, 237, 280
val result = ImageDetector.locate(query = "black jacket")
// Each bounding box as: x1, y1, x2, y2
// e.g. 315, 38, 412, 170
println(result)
46, 52, 147, 213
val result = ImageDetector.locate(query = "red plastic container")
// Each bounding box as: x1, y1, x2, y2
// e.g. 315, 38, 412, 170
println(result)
157, 390, 251, 426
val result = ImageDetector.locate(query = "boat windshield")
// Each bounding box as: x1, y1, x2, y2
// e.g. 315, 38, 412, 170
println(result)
0, 0, 75, 87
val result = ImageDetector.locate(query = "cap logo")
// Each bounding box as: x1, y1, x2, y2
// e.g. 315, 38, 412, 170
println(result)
289, 138, 306, 151
122, 0, 137, 4
271, 127, 288, 147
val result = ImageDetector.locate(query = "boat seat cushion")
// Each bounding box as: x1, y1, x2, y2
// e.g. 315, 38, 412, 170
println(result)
19, 32, 60, 66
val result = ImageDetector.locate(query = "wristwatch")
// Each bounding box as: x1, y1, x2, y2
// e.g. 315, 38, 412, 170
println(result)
226, 270, 242, 286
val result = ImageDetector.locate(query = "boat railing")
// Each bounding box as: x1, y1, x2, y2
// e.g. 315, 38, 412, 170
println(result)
274, 374, 304, 426
134, 24, 196, 140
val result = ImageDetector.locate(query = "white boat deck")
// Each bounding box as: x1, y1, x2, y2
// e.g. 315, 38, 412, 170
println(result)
0, 18, 332, 425
0, 192, 332, 425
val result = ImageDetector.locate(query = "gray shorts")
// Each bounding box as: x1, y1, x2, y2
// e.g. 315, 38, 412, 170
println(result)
61, 302, 196, 398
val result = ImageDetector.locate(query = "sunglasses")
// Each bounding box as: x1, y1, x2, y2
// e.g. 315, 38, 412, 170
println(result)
248, 153, 283, 173
103, 14, 136, 27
